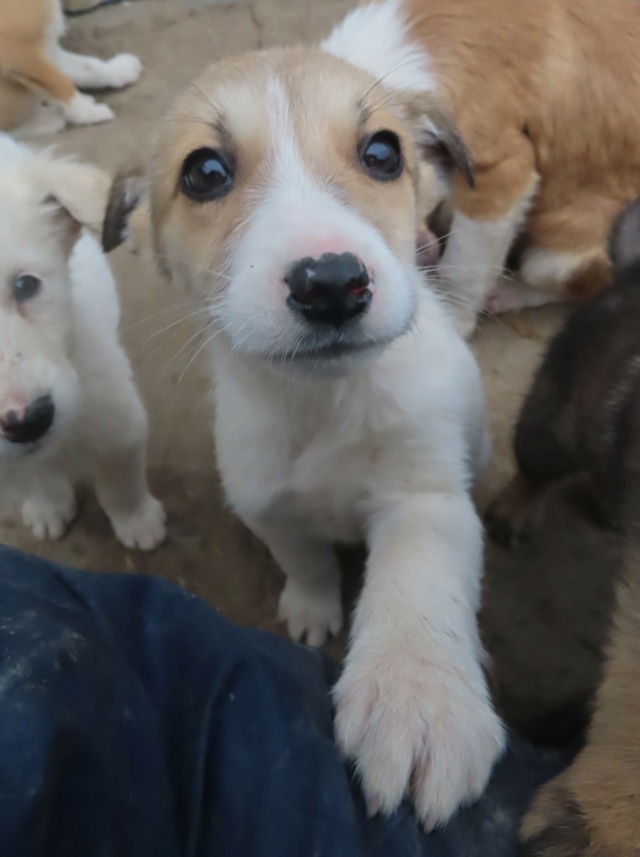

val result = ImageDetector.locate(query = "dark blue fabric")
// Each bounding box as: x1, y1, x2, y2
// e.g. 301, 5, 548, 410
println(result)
0, 544, 569, 857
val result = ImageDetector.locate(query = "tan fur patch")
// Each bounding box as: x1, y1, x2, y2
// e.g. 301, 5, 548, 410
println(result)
402, 0, 640, 298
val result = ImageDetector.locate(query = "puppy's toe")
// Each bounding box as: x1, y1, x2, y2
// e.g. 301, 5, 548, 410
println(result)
106, 54, 143, 89
278, 579, 342, 647
22, 494, 77, 541
110, 495, 167, 551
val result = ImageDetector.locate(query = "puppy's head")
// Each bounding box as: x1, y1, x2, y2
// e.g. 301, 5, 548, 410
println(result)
105, 48, 471, 375
0, 138, 110, 457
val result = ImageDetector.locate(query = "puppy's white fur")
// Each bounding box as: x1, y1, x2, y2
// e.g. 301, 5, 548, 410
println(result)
0, 134, 165, 549
108, 44, 503, 827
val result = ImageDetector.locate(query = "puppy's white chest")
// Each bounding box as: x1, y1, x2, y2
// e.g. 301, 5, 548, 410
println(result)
276, 438, 372, 542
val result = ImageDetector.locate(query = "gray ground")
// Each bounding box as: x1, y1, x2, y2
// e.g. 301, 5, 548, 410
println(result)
0, 0, 621, 726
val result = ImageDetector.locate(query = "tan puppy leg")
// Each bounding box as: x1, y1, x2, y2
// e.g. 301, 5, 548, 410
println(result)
520, 548, 640, 856
9, 50, 114, 126
438, 131, 538, 337
484, 200, 615, 315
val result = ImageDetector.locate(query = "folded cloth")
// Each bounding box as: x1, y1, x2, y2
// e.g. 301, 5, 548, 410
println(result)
0, 544, 570, 857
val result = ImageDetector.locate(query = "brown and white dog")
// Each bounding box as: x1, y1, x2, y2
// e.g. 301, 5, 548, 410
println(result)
102, 40, 504, 835
325, 0, 640, 336
0, 0, 141, 135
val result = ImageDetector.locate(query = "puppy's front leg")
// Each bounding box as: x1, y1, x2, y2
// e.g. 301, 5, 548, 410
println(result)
334, 492, 505, 830
92, 396, 165, 551
22, 468, 77, 540
246, 517, 343, 647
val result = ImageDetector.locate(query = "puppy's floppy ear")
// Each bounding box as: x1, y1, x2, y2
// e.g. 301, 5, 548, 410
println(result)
401, 93, 475, 189
102, 171, 148, 253
609, 195, 640, 275
39, 160, 112, 232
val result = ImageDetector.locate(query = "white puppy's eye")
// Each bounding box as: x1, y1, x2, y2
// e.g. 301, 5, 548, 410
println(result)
180, 148, 234, 201
12, 274, 42, 304
359, 131, 403, 181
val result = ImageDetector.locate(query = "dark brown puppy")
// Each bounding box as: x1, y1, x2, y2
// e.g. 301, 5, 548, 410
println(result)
487, 199, 640, 855
487, 197, 640, 546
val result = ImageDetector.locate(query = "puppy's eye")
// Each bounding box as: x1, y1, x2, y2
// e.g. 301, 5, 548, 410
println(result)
12, 274, 42, 304
360, 131, 403, 181
180, 148, 234, 201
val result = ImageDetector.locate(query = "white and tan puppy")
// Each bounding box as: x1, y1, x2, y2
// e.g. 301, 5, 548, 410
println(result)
104, 47, 504, 828
0, 0, 141, 134
0, 134, 165, 550
325, 0, 640, 335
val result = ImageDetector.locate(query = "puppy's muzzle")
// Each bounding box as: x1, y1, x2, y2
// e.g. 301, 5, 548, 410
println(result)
0, 395, 55, 445
285, 252, 371, 328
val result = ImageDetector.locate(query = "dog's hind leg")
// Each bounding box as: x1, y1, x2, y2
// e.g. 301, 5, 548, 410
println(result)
52, 48, 141, 92
8, 50, 114, 126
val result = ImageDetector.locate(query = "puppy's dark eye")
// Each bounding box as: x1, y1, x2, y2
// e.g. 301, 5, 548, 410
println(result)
12, 274, 42, 304
360, 131, 403, 181
180, 148, 234, 201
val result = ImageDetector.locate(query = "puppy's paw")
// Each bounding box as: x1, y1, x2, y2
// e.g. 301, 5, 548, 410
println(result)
105, 54, 142, 89
110, 495, 166, 551
22, 491, 77, 541
278, 578, 343, 647
334, 649, 505, 830
64, 93, 115, 126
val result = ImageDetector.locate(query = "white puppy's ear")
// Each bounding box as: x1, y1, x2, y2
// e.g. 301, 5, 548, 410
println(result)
102, 171, 148, 254
41, 161, 112, 232
401, 94, 475, 189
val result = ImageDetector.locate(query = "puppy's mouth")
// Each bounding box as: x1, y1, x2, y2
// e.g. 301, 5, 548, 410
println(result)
277, 339, 379, 362
270, 324, 408, 365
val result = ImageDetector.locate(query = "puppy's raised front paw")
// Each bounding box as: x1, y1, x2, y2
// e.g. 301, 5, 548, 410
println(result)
278, 578, 343, 647
334, 648, 505, 831
64, 93, 115, 126
105, 54, 143, 89
110, 494, 166, 551
22, 491, 77, 541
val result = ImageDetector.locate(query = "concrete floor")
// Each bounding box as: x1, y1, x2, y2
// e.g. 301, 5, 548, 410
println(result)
0, 0, 621, 726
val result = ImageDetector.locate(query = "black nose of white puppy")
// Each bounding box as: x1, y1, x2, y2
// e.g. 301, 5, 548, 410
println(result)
1, 396, 55, 444
286, 253, 371, 327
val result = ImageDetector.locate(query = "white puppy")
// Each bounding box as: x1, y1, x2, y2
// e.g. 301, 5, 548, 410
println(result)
0, 134, 165, 550
103, 48, 504, 827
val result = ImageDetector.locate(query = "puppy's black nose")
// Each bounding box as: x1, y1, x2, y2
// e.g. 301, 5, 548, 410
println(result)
1, 396, 55, 444
285, 252, 371, 327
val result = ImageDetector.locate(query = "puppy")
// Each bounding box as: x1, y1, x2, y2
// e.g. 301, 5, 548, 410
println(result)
102, 48, 505, 829
486, 198, 640, 547
488, 199, 640, 855
322, 0, 640, 336
0, 134, 165, 551
0, 0, 141, 135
